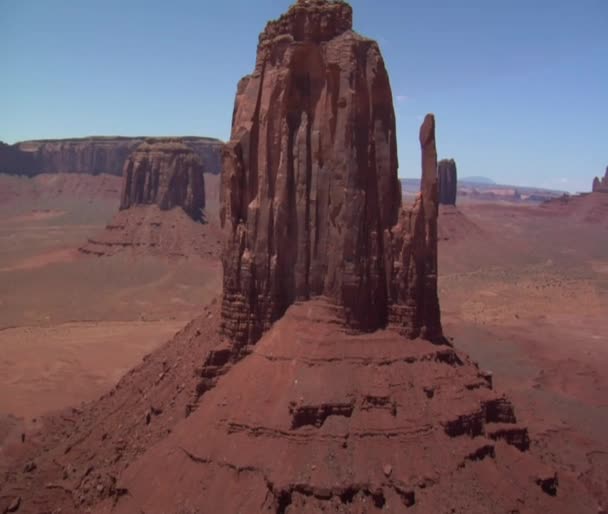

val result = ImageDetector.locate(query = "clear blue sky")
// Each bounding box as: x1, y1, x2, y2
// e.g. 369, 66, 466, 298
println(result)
1, 1, 606, 192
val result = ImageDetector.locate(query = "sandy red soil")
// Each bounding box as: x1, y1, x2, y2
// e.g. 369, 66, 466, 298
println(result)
0, 175, 606, 512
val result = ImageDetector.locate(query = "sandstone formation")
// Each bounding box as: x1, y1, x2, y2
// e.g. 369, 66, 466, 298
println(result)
387, 115, 442, 341
0, 136, 222, 177
0, 141, 36, 174
119, 139, 205, 221
0, 3, 601, 514
438, 158, 457, 205
78, 140, 221, 259
220, 0, 441, 348
592, 166, 608, 193
78, 205, 222, 259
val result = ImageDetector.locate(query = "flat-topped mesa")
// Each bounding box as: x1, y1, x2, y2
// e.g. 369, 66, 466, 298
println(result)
220, 0, 443, 347
1, 136, 222, 177
438, 158, 458, 205
592, 166, 608, 193
120, 139, 205, 221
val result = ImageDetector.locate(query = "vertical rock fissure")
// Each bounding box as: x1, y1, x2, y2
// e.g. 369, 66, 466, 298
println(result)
220, 0, 444, 346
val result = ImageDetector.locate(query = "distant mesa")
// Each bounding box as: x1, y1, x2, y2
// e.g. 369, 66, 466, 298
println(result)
460, 175, 496, 185
0, 135, 223, 177
592, 166, 608, 193
438, 158, 458, 205
0, 140, 36, 173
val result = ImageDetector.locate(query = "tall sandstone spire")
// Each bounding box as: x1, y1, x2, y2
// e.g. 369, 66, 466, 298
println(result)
220, 0, 442, 347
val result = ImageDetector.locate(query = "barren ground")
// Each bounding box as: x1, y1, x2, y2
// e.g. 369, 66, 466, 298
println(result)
439, 197, 608, 505
0, 174, 221, 451
0, 175, 606, 509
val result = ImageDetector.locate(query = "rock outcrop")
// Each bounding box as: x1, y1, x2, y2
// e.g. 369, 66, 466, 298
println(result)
120, 139, 205, 221
78, 140, 221, 259
438, 158, 457, 205
387, 115, 442, 341
220, 0, 442, 347
0, 3, 597, 514
0, 136, 222, 177
0, 141, 36, 174
592, 166, 608, 193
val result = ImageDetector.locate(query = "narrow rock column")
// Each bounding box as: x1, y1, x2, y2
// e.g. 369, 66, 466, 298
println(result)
438, 158, 457, 205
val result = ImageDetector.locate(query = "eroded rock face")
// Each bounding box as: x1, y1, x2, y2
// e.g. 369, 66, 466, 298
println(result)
120, 140, 205, 221
1, 136, 222, 177
592, 167, 608, 193
438, 158, 457, 205
220, 0, 442, 347
0, 141, 36, 174
387, 115, 442, 341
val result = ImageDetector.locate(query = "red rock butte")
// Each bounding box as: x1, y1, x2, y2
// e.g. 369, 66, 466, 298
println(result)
79, 139, 223, 259
221, 0, 441, 349
120, 139, 206, 221
0, 2, 598, 513
592, 166, 608, 193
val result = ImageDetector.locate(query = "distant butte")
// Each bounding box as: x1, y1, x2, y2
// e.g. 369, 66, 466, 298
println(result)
592, 166, 608, 193
120, 139, 206, 221
438, 158, 458, 205
79, 139, 222, 259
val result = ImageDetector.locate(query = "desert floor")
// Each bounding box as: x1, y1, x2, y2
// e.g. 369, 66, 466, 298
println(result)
439, 199, 608, 503
0, 175, 606, 505
0, 175, 221, 449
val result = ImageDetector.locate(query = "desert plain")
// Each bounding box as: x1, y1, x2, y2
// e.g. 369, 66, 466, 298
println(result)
0, 171, 606, 508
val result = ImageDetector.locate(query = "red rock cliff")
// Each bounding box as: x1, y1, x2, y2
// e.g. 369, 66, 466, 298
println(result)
120, 139, 205, 221
1, 136, 222, 176
220, 0, 442, 347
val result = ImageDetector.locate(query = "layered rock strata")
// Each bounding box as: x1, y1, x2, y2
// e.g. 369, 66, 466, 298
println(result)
0, 136, 222, 176
120, 140, 205, 221
220, 0, 441, 347
438, 158, 457, 205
